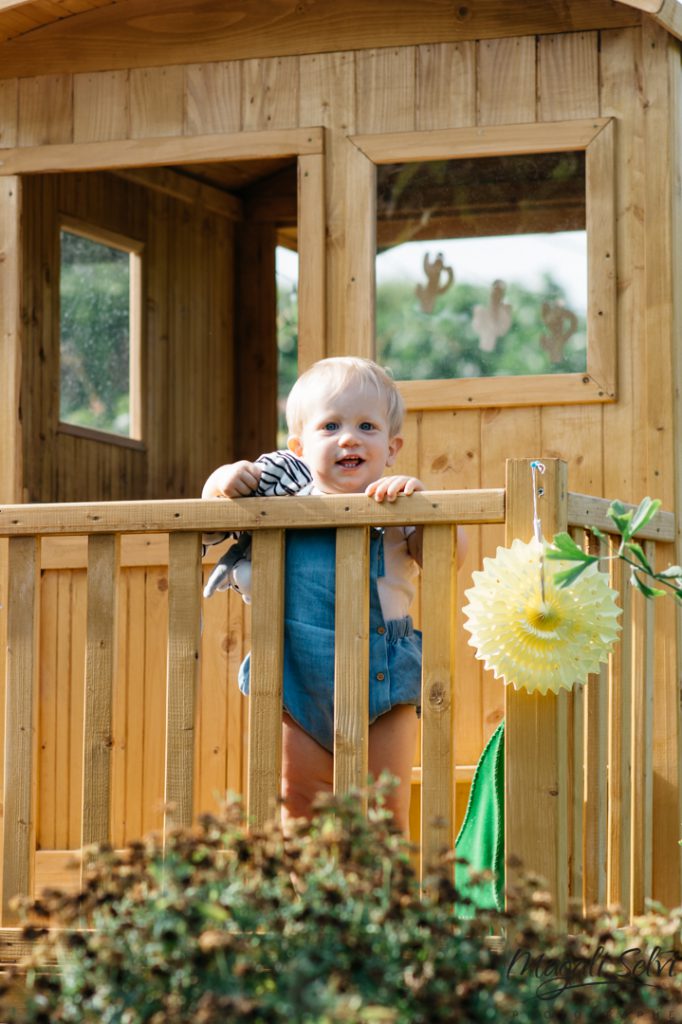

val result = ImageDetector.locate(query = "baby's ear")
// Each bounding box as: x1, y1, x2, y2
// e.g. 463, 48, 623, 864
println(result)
386, 435, 403, 466
287, 435, 303, 457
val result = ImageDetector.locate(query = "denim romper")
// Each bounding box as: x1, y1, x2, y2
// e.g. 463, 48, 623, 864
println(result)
238, 528, 422, 752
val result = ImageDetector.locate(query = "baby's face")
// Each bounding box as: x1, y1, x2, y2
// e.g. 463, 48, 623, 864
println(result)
288, 382, 402, 494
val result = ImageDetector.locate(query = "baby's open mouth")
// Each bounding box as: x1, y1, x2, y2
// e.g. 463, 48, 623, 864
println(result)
337, 456, 364, 467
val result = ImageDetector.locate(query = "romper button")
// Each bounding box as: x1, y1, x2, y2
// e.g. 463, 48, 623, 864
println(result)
376, 672, 385, 681
377, 626, 386, 635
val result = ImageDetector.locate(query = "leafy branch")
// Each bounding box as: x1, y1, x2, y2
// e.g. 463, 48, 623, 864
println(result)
546, 497, 682, 602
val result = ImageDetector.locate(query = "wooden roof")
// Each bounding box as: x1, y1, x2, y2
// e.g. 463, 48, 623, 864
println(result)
0, 0, 661, 80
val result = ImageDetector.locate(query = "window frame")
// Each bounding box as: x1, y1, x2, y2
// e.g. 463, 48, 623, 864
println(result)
57, 214, 145, 447
352, 117, 616, 410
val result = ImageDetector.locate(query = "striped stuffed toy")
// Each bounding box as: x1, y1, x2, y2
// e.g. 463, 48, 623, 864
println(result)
203, 449, 313, 601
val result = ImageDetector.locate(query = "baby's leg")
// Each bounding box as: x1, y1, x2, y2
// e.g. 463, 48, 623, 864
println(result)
368, 704, 418, 835
281, 712, 333, 825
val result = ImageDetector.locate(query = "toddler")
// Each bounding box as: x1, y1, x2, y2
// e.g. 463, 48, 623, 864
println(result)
203, 357, 462, 832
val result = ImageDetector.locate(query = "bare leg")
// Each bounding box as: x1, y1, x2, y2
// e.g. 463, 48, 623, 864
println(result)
281, 712, 333, 826
368, 704, 418, 834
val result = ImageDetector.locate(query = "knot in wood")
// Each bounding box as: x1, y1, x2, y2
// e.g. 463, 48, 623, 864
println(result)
428, 682, 447, 708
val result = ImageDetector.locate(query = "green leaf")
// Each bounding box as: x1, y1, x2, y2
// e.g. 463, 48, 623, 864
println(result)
624, 541, 654, 575
630, 570, 665, 600
608, 500, 634, 537
629, 496, 662, 538
658, 565, 682, 579
553, 562, 594, 588
547, 532, 593, 562
589, 525, 606, 541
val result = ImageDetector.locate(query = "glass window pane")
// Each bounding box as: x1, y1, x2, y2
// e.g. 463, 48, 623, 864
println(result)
376, 152, 587, 381
59, 228, 132, 437
277, 245, 299, 447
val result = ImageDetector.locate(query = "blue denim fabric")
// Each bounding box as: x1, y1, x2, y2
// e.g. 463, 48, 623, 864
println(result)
238, 528, 422, 752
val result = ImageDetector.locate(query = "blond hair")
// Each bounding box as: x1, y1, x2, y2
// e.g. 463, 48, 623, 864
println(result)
286, 357, 404, 437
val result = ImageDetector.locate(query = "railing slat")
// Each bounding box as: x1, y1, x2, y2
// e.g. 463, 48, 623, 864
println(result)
583, 536, 609, 907
165, 532, 202, 831
2, 537, 39, 925
631, 539, 655, 912
81, 534, 120, 853
420, 524, 457, 877
248, 530, 285, 828
334, 527, 370, 800
608, 552, 633, 910
505, 459, 569, 921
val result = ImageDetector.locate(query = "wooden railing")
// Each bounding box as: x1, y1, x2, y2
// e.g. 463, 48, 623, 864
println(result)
0, 459, 677, 931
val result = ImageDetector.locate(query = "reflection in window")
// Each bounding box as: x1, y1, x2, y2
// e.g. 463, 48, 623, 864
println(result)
376, 153, 587, 381
59, 227, 140, 438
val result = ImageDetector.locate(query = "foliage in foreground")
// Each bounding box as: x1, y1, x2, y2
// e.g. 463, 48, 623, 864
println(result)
5, 784, 682, 1024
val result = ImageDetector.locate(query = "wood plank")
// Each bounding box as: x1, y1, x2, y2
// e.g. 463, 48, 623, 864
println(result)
68, 570, 86, 847
17, 73, 72, 145
196, 568, 229, 813
53, 572, 72, 849
297, 153, 326, 369
143, 567, 167, 835
81, 535, 119, 850
0, 490, 506, 535
608, 554, 633, 911
123, 569, 146, 840
36, 569, 57, 849
586, 119, 617, 397
420, 524, 457, 877
130, 65, 184, 139
582, 536, 609, 908
0, 176, 21, 503
247, 530, 285, 828
226, 593, 247, 796
0, 78, 17, 147
334, 528, 370, 798
668, 22, 682, 910
0, 0, 641, 78
355, 46, 415, 133
185, 61, 241, 136
399, 371, 612, 411
630, 539, 655, 913
242, 56, 299, 131
113, 166, 243, 221
653, 0, 682, 43
353, 118, 610, 164
164, 532, 202, 831
477, 36, 535, 125
567, 492, 675, 542
537, 32, 600, 121
504, 459, 569, 922
642, 19, 680, 909
415, 42, 475, 130
0, 126, 325, 175
73, 70, 128, 142
2, 537, 39, 926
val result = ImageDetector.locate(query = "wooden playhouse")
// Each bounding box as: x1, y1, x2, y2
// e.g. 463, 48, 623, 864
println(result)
0, 0, 681, 947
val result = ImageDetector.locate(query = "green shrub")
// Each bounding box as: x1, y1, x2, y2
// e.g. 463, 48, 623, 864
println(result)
5, 783, 682, 1023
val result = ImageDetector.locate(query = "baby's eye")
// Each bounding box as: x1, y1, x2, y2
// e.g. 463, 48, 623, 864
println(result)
359, 421, 375, 431
323, 421, 339, 432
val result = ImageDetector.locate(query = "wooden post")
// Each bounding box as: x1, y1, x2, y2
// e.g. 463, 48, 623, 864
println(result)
297, 153, 326, 370
2, 537, 39, 925
164, 531, 202, 832
0, 175, 23, 505
420, 524, 457, 877
608, 554, 632, 910
81, 534, 120, 857
334, 527, 370, 800
504, 458, 568, 921
248, 530, 285, 828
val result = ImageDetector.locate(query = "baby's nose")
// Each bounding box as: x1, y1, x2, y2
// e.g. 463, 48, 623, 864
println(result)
338, 430, 359, 446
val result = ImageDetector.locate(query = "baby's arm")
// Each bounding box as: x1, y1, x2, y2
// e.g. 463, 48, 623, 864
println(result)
202, 460, 263, 499
365, 475, 468, 568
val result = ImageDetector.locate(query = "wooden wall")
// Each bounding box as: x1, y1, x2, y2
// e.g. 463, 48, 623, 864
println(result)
0, 18, 680, 904
21, 170, 235, 502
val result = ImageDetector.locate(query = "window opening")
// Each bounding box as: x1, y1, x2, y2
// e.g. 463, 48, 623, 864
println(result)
375, 152, 587, 382
59, 221, 143, 440
276, 244, 299, 448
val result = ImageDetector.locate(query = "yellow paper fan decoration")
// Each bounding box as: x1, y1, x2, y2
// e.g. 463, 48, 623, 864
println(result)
462, 537, 621, 695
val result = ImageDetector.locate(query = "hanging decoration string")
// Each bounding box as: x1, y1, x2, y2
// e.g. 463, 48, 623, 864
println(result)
530, 459, 546, 601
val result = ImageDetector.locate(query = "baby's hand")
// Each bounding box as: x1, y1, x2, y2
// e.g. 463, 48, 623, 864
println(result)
202, 460, 263, 499
365, 475, 425, 503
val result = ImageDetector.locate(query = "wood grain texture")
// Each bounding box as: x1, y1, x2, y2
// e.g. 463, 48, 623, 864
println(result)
477, 36, 536, 125
164, 532, 202, 831
130, 65, 184, 139
537, 32, 599, 121
185, 61, 241, 135
17, 74, 72, 146
0, 78, 17, 148
355, 47, 415, 134
420, 524, 457, 877
504, 459, 569, 922
73, 70, 128, 143
242, 56, 300, 131
334, 527, 370, 798
248, 530, 285, 828
0, 176, 21, 503
608, 554, 633, 911
81, 534, 119, 849
297, 153, 326, 369
2, 537, 39, 925
415, 42, 475, 130
0, 0, 641, 78
630, 539, 655, 913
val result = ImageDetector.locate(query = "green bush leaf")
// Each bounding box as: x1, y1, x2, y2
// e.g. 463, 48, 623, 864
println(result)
553, 562, 594, 588
547, 532, 593, 562
607, 499, 634, 537
630, 570, 666, 599
624, 541, 654, 575
658, 565, 682, 579
629, 496, 662, 538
